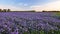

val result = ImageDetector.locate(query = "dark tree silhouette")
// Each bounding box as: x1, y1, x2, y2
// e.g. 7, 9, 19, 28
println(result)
0, 9, 2, 12
3, 9, 7, 12
7, 9, 10, 12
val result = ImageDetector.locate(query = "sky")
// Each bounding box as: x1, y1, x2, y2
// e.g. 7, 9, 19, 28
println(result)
0, 0, 60, 11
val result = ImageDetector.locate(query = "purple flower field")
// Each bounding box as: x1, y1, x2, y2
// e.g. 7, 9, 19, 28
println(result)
0, 12, 60, 34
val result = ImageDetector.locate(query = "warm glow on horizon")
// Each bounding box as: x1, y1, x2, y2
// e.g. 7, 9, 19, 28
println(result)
31, 1, 60, 11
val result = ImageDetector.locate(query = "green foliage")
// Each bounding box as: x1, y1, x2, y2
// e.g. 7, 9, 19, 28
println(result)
58, 30, 60, 34
55, 12, 60, 16
23, 32, 29, 34
30, 30, 39, 34
48, 30, 55, 34
23, 30, 60, 34
39, 30, 45, 34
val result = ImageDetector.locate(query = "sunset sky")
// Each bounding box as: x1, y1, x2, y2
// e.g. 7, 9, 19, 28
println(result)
0, 0, 60, 11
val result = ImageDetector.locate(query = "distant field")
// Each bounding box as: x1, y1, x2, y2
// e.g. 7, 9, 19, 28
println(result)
0, 12, 60, 34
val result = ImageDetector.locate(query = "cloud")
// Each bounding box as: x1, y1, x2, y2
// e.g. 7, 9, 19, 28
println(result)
18, 3, 28, 7
0, 4, 31, 11
31, 0, 60, 11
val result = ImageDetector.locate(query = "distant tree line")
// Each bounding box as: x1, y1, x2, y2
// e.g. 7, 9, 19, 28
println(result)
0, 9, 10, 12
42, 10, 60, 12
0, 9, 36, 12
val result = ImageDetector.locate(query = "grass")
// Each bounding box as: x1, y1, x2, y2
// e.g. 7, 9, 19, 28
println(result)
55, 12, 60, 16
23, 30, 60, 34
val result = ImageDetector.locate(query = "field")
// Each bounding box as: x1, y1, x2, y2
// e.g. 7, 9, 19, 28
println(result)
0, 11, 60, 34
